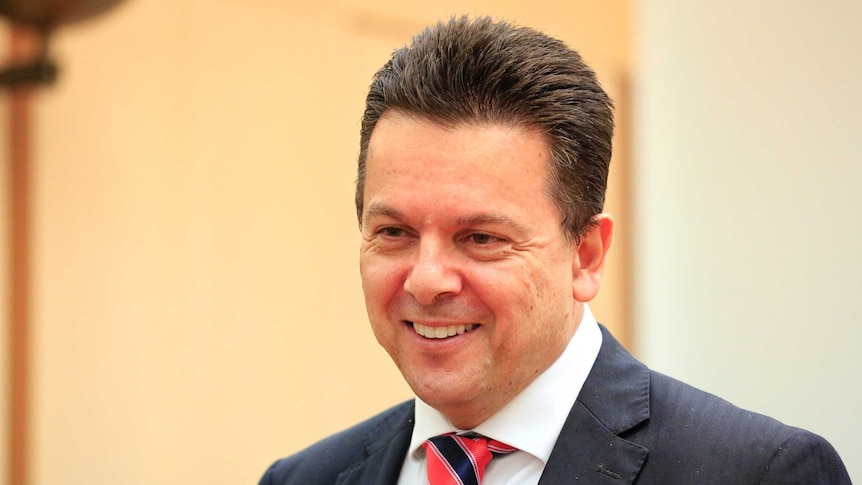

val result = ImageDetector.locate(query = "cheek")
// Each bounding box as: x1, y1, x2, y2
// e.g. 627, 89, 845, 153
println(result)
475, 260, 572, 341
361, 264, 396, 348
360, 256, 404, 314
470, 263, 543, 328
474, 258, 559, 302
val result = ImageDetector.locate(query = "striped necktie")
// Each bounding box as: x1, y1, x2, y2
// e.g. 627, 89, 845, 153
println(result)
422, 432, 517, 485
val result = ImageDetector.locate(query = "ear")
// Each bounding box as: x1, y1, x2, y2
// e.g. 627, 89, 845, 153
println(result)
572, 214, 614, 302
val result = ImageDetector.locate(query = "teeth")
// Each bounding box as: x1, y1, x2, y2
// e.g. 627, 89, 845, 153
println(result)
412, 322, 478, 339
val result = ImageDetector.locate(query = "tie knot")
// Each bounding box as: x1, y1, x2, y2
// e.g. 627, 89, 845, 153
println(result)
423, 433, 517, 485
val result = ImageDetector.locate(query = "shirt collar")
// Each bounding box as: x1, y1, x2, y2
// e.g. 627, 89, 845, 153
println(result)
407, 304, 603, 464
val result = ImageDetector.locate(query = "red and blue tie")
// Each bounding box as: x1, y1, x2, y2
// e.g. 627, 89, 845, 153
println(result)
422, 432, 517, 485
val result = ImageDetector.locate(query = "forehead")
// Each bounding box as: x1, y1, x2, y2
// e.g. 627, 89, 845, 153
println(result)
363, 112, 559, 226
366, 112, 551, 188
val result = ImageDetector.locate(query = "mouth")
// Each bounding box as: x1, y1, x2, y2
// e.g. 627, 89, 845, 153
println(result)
409, 321, 480, 339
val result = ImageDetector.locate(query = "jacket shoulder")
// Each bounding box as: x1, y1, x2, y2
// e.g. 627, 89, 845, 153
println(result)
576, 326, 850, 483
636, 371, 851, 483
259, 400, 414, 485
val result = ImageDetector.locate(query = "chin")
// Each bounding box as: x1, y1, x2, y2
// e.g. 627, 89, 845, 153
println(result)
407, 374, 480, 406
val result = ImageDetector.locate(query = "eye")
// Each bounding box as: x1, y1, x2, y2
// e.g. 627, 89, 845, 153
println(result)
377, 226, 407, 238
466, 233, 501, 245
459, 231, 509, 260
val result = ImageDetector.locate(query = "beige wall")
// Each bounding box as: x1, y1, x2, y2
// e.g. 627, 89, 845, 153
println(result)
2, 1, 630, 484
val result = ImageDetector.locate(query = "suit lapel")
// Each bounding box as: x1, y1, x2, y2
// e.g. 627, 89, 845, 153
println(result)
335, 400, 415, 485
539, 325, 650, 484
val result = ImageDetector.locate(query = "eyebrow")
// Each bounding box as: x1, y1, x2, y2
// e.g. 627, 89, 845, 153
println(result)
363, 202, 528, 235
454, 213, 526, 233
362, 203, 405, 225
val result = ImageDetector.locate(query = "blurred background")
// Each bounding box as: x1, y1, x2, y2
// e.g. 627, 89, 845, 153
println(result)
0, 0, 858, 483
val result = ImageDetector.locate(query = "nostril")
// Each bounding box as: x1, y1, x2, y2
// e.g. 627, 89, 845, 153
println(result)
403, 263, 462, 305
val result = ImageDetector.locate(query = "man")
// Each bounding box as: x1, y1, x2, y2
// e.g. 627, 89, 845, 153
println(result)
260, 16, 850, 484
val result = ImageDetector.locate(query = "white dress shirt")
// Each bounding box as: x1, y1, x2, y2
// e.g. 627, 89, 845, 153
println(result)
396, 304, 603, 485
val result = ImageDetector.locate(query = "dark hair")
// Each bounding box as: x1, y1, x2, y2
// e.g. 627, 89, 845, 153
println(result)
355, 16, 614, 241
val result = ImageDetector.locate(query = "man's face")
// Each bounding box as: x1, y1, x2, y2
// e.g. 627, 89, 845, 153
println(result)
359, 112, 583, 428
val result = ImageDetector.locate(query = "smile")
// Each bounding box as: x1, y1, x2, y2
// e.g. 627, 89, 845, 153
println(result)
411, 322, 479, 339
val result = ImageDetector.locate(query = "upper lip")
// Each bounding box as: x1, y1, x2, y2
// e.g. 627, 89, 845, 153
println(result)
405, 319, 478, 326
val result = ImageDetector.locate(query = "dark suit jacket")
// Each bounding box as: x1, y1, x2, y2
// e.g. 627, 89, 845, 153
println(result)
260, 326, 851, 484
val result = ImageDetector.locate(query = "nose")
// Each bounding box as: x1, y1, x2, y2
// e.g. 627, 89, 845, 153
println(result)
403, 240, 463, 305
